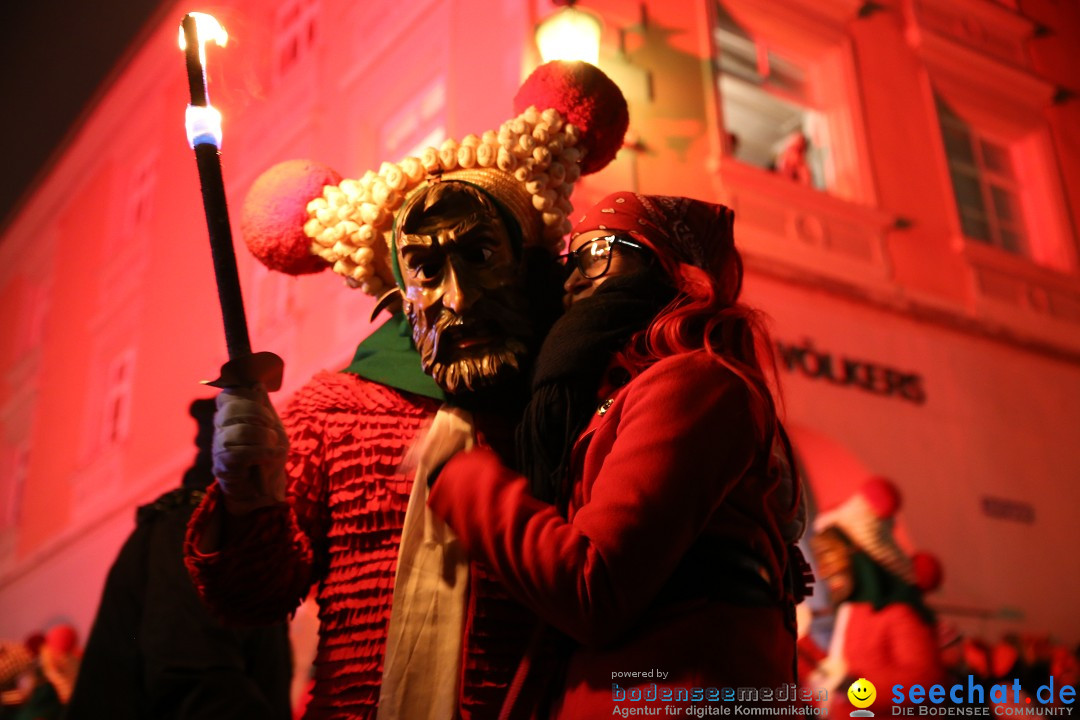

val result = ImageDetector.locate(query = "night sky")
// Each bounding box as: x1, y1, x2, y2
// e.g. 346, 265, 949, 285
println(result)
0, 1, 172, 228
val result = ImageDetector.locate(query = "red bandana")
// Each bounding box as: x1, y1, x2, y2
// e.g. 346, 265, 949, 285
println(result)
570, 192, 736, 276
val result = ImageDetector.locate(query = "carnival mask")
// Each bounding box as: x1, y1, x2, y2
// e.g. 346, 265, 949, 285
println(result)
395, 184, 532, 394
809, 527, 855, 604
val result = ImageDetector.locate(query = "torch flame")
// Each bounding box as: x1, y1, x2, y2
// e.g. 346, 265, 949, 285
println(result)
178, 12, 228, 67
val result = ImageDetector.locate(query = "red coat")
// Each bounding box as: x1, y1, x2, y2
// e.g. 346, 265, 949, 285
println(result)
185, 372, 532, 719
429, 350, 799, 718
830, 602, 944, 715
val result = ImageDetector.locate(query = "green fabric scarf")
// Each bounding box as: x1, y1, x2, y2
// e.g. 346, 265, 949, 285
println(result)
366, 182, 523, 402
848, 550, 936, 625
342, 313, 446, 401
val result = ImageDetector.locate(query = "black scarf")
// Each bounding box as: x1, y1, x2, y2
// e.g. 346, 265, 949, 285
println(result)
516, 271, 675, 505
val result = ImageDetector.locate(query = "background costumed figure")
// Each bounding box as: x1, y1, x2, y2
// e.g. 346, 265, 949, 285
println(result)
807, 477, 945, 715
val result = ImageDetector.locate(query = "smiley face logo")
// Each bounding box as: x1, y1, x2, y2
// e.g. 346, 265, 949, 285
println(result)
848, 678, 877, 709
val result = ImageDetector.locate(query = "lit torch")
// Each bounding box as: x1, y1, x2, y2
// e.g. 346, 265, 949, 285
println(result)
180, 12, 282, 389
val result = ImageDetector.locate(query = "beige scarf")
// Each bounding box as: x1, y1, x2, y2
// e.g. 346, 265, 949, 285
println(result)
377, 406, 473, 720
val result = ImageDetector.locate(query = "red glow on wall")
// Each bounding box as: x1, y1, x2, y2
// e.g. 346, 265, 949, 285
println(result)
0, 0, 1078, 649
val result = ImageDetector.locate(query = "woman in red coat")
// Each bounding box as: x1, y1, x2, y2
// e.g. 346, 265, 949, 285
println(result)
426, 192, 808, 718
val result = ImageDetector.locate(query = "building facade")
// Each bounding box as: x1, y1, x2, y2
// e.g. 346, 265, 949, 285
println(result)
1, 0, 1078, 645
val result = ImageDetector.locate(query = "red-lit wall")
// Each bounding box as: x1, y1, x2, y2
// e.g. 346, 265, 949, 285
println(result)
1, 0, 1078, 646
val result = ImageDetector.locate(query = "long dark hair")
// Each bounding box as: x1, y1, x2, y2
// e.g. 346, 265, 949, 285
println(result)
621, 245, 783, 448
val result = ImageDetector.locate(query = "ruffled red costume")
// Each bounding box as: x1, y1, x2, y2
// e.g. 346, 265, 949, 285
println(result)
185, 372, 531, 718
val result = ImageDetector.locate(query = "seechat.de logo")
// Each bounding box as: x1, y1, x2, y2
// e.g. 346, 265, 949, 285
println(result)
891, 676, 1076, 716
850, 678, 878, 717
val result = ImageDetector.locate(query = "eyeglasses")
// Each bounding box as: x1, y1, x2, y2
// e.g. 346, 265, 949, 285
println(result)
559, 234, 649, 279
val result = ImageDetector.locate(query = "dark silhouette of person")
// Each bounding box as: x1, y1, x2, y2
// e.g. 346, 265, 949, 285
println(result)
65, 399, 292, 720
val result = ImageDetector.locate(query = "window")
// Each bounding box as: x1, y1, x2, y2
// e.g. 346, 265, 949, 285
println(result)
13, 280, 49, 359
909, 1, 1074, 273
936, 95, 1026, 255
100, 349, 136, 448
103, 152, 157, 261
714, 3, 831, 192
275, 0, 320, 81
127, 155, 156, 232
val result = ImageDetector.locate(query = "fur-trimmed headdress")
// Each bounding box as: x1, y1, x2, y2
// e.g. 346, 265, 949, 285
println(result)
241, 61, 629, 295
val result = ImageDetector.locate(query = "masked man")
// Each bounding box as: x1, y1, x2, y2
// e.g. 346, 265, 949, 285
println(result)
183, 61, 628, 720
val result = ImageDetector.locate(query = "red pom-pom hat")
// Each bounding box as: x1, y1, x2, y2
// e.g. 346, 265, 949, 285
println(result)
814, 476, 915, 584
239, 61, 629, 296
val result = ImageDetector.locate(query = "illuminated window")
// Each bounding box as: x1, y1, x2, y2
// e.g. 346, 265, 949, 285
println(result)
275, 0, 320, 80
714, 3, 830, 192
936, 95, 1027, 255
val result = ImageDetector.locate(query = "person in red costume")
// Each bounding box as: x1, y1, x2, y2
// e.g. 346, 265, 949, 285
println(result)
775, 131, 813, 186
420, 192, 811, 718
183, 61, 630, 719
807, 478, 945, 716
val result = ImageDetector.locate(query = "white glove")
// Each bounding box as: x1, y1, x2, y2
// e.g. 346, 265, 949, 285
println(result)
212, 385, 288, 514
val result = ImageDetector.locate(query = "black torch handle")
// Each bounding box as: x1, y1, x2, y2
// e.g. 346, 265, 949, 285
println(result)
181, 13, 251, 361
194, 143, 252, 360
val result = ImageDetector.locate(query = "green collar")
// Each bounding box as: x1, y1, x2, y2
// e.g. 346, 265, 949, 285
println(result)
848, 551, 936, 625
342, 313, 446, 401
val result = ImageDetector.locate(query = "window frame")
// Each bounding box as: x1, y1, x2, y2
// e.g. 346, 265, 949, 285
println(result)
912, 20, 1075, 274
273, 0, 321, 85
936, 95, 1028, 255
706, 0, 876, 205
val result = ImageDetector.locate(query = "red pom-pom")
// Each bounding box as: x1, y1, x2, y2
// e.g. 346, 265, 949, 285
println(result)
860, 475, 901, 519
44, 624, 78, 655
911, 552, 943, 592
241, 159, 341, 275
514, 61, 628, 176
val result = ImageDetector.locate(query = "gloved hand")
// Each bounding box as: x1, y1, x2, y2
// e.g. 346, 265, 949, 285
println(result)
212, 384, 288, 514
